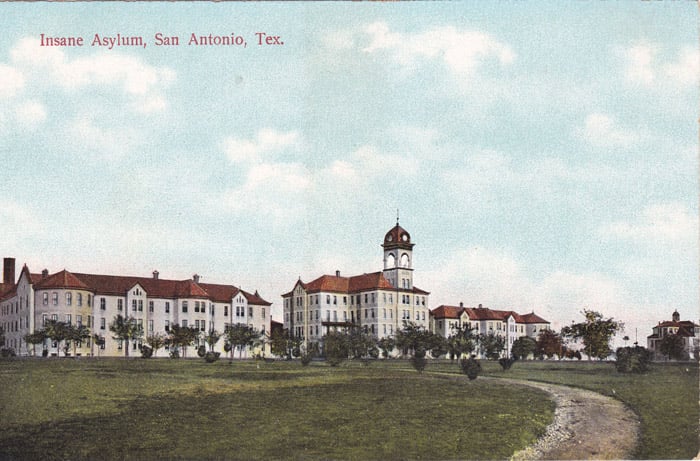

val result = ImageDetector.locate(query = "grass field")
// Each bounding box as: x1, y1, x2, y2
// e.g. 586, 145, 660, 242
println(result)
0, 358, 554, 460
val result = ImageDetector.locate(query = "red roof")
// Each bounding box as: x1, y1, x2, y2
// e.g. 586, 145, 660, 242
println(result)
34, 270, 90, 290
431, 305, 549, 324
283, 271, 428, 297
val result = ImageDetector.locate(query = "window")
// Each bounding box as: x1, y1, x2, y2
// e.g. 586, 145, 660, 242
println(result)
261, 308, 265, 319
132, 300, 137, 311
364, 294, 368, 304
77, 293, 82, 306
249, 307, 253, 317
52, 292, 58, 305
333, 296, 337, 305
182, 320, 188, 328
66, 292, 72, 306
224, 305, 228, 316
118, 299, 123, 311
383, 308, 386, 319
42, 314, 48, 326
194, 301, 200, 313
100, 318, 106, 330
88, 295, 92, 307
182, 301, 188, 313
100, 298, 106, 310
77, 315, 82, 327
326, 295, 330, 304
195, 320, 200, 330
148, 320, 154, 332
165, 320, 170, 332
165, 302, 170, 313
200, 320, 205, 332
149, 301, 154, 312
343, 296, 347, 305
43, 293, 48, 305
138, 300, 143, 312
65, 314, 71, 325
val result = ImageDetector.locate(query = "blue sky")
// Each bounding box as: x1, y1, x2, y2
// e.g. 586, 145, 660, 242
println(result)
1, 2, 697, 345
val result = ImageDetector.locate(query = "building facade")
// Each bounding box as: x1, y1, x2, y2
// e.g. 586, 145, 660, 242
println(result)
647, 310, 699, 360
430, 303, 550, 358
0, 258, 272, 357
282, 222, 431, 350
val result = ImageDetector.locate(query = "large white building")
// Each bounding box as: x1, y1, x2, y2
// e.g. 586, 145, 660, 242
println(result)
282, 221, 431, 350
0, 258, 272, 357
430, 303, 550, 358
647, 310, 699, 360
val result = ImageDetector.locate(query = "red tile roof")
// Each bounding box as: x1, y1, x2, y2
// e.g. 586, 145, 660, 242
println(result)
34, 270, 90, 290
431, 305, 549, 324
283, 271, 428, 297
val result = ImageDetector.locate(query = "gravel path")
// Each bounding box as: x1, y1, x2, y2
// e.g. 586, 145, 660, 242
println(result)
504, 378, 640, 460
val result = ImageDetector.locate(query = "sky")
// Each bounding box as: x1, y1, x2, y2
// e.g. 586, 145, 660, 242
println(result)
1, 2, 697, 348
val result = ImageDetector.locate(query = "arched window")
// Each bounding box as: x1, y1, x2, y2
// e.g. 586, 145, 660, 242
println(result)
66, 292, 72, 306
400, 253, 410, 268
386, 253, 396, 268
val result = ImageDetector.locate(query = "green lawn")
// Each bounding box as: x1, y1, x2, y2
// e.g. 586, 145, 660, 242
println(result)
0, 358, 553, 460
430, 359, 699, 460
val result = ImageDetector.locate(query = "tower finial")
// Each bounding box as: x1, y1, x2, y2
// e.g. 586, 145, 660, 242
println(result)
396, 208, 400, 225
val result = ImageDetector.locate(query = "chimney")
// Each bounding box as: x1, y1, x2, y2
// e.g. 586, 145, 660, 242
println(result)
42, 268, 49, 279
336, 270, 340, 277
193, 274, 200, 283
459, 302, 463, 308
153, 270, 159, 280
478, 303, 483, 309
3, 258, 15, 285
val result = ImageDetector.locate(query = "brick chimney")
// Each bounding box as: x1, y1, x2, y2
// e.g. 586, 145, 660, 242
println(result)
42, 269, 49, 279
153, 270, 159, 280
3, 258, 15, 285
192, 274, 200, 283
336, 270, 340, 277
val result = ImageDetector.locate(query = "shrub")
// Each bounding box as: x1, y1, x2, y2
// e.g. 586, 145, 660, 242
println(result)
42, 349, 48, 358
169, 349, 180, 359
461, 356, 482, 380
300, 352, 313, 366
205, 351, 221, 363
197, 345, 206, 358
498, 357, 515, 371
0, 347, 16, 357
411, 347, 427, 373
615, 346, 652, 373
139, 345, 153, 359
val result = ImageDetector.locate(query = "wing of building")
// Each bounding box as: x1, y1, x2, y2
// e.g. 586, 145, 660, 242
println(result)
0, 257, 272, 357
647, 310, 699, 360
281, 221, 430, 349
430, 302, 550, 358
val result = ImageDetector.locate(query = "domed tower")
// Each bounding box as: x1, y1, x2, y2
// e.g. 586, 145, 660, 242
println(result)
382, 218, 414, 290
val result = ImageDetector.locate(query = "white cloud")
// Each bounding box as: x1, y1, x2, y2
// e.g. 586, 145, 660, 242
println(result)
620, 42, 698, 88
68, 116, 141, 160
224, 128, 301, 164
577, 113, 639, 148
600, 202, 698, 247
664, 46, 699, 86
15, 100, 46, 128
362, 22, 514, 77
8, 36, 174, 111
0, 64, 25, 98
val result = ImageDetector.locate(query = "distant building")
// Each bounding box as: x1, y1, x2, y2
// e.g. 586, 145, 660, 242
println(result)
647, 310, 699, 360
430, 302, 550, 358
0, 257, 271, 357
282, 221, 430, 351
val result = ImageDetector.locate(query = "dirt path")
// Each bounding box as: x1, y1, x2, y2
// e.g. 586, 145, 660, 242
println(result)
503, 378, 640, 460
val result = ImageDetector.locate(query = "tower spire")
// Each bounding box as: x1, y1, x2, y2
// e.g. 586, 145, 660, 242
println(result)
396, 208, 400, 226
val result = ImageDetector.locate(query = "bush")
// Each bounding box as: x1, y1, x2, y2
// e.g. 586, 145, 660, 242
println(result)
42, 349, 48, 358
205, 351, 221, 363
300, 352, 313, 366
169, 349, 180, 359
460, 356, 482, 380
224, 342, 232, 353
615, 346, 652, 373
139, 345, 153, 359
197, 345, 206, 358
498, 357, 515, 371
0, 347, 16, 357
411, 347, 427, 373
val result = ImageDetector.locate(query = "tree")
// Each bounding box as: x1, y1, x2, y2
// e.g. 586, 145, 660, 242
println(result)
447, 324, 477, 361
561, 310, 624, 360
269, 329, 300, 359
535, 329, 564, 359
24, 331, 47, 357
204, 330, 222, 352
511, 336, 537, 360
323, 330, 350, 366
92, 334, 106, 357
395, 321, 440, 358
348, 328, 377, 360
478, 332, 506, 360
68, 325, 91, 356
659, 333, 688, 361
145, 333, 167, 357
225, 324, 259, 359
109, 315, 144, 358
166, 324, 198, 358
44, 320, 70, 357
615, 346, 652, 373
377, 337, 396, 359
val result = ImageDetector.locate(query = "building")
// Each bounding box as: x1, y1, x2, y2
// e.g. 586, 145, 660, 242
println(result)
0, 257, 272, 357
282, 221, 431, 350
647, 310, 699, 360
430, 302, 550, 358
